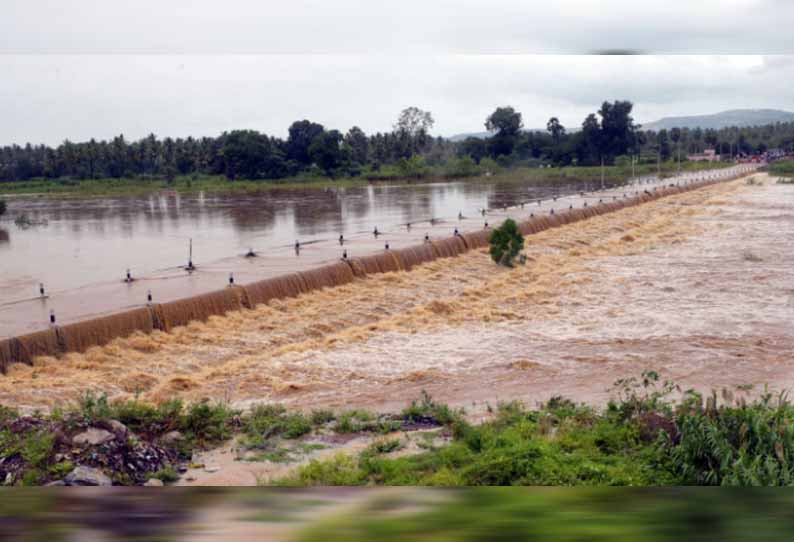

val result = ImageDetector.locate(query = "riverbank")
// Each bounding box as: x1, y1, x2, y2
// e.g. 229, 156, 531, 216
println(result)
0, 161, 733, 197
2, 368, 794, 487
768, 159, 794, 178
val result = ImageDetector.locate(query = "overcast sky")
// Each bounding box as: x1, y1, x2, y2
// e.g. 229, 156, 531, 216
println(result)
2, 1, 794, 145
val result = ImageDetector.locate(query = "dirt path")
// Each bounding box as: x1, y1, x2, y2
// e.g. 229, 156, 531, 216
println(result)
1, 173, 790, 417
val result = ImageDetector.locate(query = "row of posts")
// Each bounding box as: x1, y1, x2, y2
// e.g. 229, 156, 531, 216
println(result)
38, 166, 749, 326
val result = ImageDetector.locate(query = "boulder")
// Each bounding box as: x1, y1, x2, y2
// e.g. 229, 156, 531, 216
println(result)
106, 420, 128, 438
160, 431, 184, 445
143, 478, 164, 487
73, 428, 115, 447
64, 466, 112, 486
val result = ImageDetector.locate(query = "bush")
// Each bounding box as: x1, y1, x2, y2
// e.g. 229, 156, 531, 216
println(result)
395, 155, 428, 179
181, 400, 237, 446
489, 218, 524, 267
281, 393, 656, 486
479, 157, 500, 175
401, 391, 463, 426
444, 156, 479, 178
0, 200, 6, 217
335, 410, 375, 434
149, 466, 180, 484
280, 453, 366, 486
768, 159, 794, 177
74, 392, 114, 425
310, 409, 335, 425
665, 390, 794, 486
242, 404, 313, 450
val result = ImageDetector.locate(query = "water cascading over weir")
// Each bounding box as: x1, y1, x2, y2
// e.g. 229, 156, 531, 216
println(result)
0, 174, 745, 373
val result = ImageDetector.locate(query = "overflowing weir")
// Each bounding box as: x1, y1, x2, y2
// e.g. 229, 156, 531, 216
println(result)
0, 172, 752, 372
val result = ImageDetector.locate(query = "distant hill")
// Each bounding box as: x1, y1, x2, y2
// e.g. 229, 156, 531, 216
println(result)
642, 109, 794, 131
448, 129, 547, 142
448, 131, 491, 142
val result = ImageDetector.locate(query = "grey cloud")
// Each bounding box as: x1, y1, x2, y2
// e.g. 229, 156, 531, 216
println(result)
2, 2, 794, 145
2, 54, 794, 146
2, 0, 794, 54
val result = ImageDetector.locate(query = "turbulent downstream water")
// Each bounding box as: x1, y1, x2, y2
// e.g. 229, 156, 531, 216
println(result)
0, 175, 632, 336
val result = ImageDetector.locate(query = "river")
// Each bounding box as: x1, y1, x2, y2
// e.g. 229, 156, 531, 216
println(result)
0, 170, 735, 338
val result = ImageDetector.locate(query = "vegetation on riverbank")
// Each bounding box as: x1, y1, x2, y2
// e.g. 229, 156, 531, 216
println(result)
280, 372, 794, 487
0, 99, 737, 197
768, 159, 794, 177
0, 389, 452, 486
2, 371, 793, 486
0, 100, 778, 190
0, 160, 731, 197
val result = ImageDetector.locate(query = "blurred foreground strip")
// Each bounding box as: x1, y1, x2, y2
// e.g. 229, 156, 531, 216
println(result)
2, 489, 794, 541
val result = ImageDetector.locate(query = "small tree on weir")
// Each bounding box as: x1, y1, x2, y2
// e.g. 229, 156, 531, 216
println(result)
489, 218, 524, 267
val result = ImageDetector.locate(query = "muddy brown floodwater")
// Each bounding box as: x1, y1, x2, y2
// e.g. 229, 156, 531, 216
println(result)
1, 170, 788, 417
0, 176, 628, 337
0, 171, 720, 338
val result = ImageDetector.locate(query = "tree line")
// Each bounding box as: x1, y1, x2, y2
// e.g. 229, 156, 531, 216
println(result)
2, 101, 792, 184
459, 101, 794, 168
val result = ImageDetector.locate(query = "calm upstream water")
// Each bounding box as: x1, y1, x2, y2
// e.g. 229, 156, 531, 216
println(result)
0, 164, 755, 338
0, 177, 624, 305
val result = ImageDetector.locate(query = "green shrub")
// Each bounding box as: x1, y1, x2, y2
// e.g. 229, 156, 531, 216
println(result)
364, 438, 403, 456
395, 155, 428, 179
665, 390, 794, 486
242, 404, 313, 451
335, 410, 375, 433
48, 461, 74, 479
21, 431, 55, 469
0, 405, 18, 424
444, 156, 479, 178
768, 160, 794, 177
283, 414, 313, 439
401, 391, 463, 426
149, 466, 180, 483
489, 218, 524, 267
111, 398, 183, 435
74, 392, 114, 425
21, 469, 44, 486
278, 394, 657, 486
181, 400, 237, 446
310, 409, 335, 425
280, 453, 366, 486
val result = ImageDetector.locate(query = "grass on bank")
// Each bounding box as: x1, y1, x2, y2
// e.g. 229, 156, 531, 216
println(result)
0, 160, 733, 197
768, 159, 794, 177
4, 371, 792, 486
767, 160, 794, 183
279, 372, 794, 487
